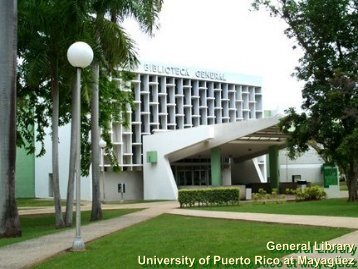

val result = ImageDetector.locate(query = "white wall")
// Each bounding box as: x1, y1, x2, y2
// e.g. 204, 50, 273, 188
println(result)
231, 159, 262, 185
279, 164, 323, 184
35, 124, 92, 201
143, 117, 281, 200
279, 148, 324, 184
143, 125, 214, 200
101, 171, 143, 201
279, 148, 324, 165
222, 166, 232, 186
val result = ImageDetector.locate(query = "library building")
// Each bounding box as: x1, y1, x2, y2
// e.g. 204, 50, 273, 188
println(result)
32, 63, 293, 201
99, 63, 287, 200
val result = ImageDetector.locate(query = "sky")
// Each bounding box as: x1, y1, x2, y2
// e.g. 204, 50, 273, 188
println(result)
123, 0, 304, 113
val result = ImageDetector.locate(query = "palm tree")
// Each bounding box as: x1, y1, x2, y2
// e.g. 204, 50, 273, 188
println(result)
0, 0, 21, 237
18, 0, 91, 228
64, 0, 163, 223
17, 0, 162, 226
88, 0, 163, 221
64, 8, 140, 225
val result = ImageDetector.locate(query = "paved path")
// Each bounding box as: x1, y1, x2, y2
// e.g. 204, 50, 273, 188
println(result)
1, 202, 357, 269
0, 202, 178, 269
169, 209, 358, 229
18, 201, 172, 216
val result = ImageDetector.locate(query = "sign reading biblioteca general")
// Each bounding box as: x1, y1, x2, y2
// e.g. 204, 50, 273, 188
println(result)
143, 63, 226, 82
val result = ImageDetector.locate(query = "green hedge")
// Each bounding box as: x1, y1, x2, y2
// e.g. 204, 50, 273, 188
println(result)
295, 185, 326, 201
178, 187, 240, 208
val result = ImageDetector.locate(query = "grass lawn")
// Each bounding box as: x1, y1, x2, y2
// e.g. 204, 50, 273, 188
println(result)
340, 181, 348, 191
17, 198, 67, 207
0, 208, 142, 248
33, 214, 352, 269
198, 198, 358, 217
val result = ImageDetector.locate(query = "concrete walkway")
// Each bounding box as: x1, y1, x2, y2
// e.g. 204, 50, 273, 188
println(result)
1, 201, 357, 269
0, 201, 178, 269
169, 209, 358, 229
18, 201, 173, 216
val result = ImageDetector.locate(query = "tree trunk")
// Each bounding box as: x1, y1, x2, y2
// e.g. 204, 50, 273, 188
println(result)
347, 162, 358, 202
90, 62, 103, 221
0, 0, 21, 238
51, 75, 65, 228
65, 81, 77, 226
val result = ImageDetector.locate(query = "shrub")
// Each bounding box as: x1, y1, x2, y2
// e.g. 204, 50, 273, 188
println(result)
295, 185, 326, 201
252, 188, 268, 201
252, 189, 286, 204
271, 188, 278, 199
258, 188, 267, 195
178, 188, 240, 208
285, 188, 297, 195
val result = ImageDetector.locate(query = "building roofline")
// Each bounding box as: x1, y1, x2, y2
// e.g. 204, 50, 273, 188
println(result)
128, 62, 263, 86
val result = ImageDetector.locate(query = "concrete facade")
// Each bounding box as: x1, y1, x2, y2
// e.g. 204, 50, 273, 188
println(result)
143, 117, 286, 200
35, 124, 92, 201
19, 64, 336, 201
231, 159, 265, 185
279, 147, 325, 184
100, 171, 143, 201
105, 63, 264, 170
100, 63, 267, 200
33, 63, 283, 201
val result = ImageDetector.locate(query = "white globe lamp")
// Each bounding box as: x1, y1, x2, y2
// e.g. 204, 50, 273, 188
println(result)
67, 41, 93, 251
99, 138, 107, 202
67, 41, 93, 68
99, 139, 107, 149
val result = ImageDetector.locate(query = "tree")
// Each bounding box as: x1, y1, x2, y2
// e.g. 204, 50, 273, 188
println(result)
65, 5, 140, 225
18, 0, 92, 228
64, 81, 77, 226
0, 0, 22, 237
90, 63, 102, 221
17, 0, 162, 225
253, 0, 358, 201
88, 0, 163, 221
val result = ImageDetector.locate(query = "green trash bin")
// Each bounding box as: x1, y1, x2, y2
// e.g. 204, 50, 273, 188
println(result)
322, 164, 338, 188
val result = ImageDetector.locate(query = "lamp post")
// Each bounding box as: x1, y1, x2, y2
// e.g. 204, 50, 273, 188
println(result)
67, 41, 93, 251
99, 138, 107, 202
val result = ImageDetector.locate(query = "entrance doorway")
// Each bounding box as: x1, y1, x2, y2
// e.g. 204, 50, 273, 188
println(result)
173, 165, 211, 186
